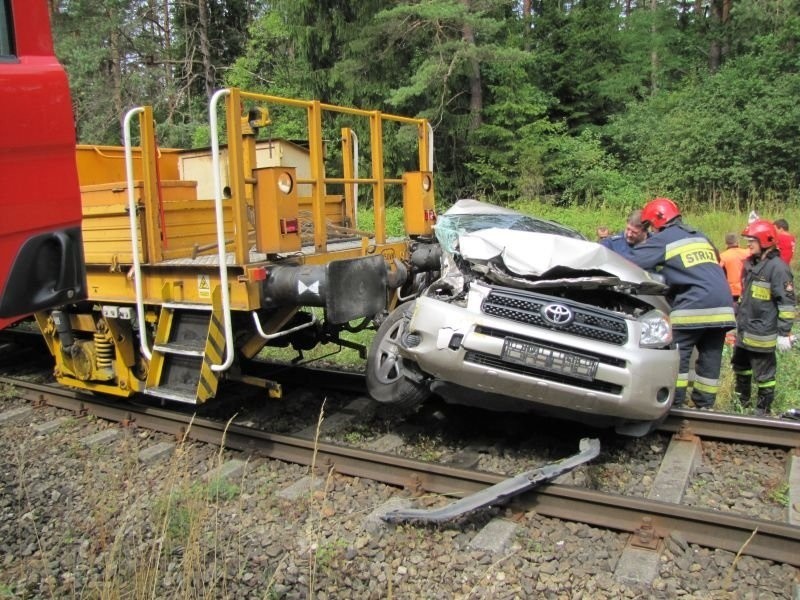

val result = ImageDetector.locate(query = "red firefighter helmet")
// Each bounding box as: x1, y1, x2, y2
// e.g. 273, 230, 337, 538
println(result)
641, 197, 681, 230
742, 219, 777, 248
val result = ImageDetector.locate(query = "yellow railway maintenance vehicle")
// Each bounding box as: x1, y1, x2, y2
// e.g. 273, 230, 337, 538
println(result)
35, 88, 437, 404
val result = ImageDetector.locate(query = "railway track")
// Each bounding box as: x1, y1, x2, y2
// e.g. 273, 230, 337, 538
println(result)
240, 358, 800, 446
1, 370, 798, 572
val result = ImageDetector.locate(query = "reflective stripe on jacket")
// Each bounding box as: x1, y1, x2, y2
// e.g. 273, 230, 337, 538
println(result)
736, 249, 796, 352
629, 220, 736, 330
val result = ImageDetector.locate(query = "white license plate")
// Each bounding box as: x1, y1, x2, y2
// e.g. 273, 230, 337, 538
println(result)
501, 338, 598, 381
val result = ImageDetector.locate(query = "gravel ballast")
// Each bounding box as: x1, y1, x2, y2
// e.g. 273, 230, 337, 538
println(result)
0, 396, 798, 599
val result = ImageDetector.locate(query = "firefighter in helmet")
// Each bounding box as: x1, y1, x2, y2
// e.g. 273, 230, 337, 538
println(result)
629, 198, 736, 409
733, 219, 796, 415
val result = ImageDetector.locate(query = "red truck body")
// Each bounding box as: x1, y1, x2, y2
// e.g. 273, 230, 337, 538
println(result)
0, 0, 86, 329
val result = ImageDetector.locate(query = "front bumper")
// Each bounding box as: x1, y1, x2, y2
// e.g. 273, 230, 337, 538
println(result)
405, 294, 678, 421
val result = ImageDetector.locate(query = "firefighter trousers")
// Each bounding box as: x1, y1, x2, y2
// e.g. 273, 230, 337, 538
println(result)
673, 327, 727, 409
731, 346, 777, 412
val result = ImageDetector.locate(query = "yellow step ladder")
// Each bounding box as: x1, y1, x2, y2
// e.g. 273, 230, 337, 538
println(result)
145, 285, 226, 404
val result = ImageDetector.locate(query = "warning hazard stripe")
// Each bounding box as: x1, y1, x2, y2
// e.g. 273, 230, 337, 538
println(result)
207, 313, 225, 359
197, 288, 226, 401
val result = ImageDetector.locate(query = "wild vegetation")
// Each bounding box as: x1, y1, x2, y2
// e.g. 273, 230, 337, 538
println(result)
50, 0, 800, 210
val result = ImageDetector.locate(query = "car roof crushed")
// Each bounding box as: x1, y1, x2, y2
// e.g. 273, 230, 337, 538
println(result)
435, 199, 668, 294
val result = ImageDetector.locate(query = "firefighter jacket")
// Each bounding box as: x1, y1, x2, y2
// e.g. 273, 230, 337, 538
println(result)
629, 220, 736, 330
736, 249, 796, 352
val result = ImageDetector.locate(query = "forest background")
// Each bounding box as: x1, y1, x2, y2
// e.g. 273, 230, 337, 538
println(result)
49, 0, 800, 213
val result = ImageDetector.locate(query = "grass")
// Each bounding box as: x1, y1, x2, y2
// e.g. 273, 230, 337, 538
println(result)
257, 325, 373, 369
767, 482, 790, 507
81, 419, 251, 598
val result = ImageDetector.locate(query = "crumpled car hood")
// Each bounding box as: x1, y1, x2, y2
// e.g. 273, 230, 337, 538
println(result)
436, 200, 667, 294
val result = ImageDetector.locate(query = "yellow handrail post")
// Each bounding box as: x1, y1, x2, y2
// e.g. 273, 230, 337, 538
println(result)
139, 106, 162, 263
225, 88, 250, 265
308, 100, 327, 252
370, 111, 386, 244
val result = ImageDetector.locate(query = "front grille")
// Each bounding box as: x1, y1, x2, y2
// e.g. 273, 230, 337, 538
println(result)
482, 287, 628, 345
465, 351, 624, 395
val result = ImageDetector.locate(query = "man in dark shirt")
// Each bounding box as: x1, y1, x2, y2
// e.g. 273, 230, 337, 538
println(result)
600, 209, 648, 260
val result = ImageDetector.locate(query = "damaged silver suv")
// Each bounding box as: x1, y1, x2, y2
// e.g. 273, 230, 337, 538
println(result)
367, 200, 679, 436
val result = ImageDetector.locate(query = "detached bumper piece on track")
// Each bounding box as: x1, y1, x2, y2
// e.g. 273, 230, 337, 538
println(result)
382, 437, 600, 524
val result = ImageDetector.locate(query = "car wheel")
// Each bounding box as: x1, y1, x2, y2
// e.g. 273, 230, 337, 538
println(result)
366, 302, 430, 409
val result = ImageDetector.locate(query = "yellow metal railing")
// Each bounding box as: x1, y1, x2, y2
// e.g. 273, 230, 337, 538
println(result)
211, 88, 431, 254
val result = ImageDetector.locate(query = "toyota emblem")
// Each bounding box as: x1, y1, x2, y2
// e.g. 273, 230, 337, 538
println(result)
542, 303, 573, 326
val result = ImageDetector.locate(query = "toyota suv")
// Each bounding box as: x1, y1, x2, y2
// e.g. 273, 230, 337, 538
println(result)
366, 199, 679, 436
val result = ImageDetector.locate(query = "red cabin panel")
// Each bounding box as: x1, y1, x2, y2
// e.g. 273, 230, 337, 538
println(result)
0, 0, 86, 328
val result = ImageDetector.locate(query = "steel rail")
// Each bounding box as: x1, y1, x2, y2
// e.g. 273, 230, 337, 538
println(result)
664, 408, 800, 449
241, 361, 800, 450
3, 376, 799, 567
518, 486, 800, 567
7, 337, 797, 449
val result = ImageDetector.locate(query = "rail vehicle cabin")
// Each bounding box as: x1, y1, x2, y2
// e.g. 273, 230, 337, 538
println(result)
34, 89, 438, 404
0, 0, 87, 330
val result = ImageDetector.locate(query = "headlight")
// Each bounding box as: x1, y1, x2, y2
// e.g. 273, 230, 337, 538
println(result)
422, 174, 432, 191
277, 172, 294, 194
639, 309, 672, 348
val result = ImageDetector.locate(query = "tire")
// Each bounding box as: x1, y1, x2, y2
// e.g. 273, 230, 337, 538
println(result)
366, 302, 430, 410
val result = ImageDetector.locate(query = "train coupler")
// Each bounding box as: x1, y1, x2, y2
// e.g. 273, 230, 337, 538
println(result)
381, 437, 600, 524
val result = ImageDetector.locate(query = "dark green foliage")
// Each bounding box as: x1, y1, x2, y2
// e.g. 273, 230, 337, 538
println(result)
463, 57, 556, 202
607, 46, 800, 203
271, 0, 385, 102
50, 0, 800, 208
530, 0, 626, 131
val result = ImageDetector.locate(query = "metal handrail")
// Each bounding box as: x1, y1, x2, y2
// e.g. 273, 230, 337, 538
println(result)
122, 107, 152, 361
208, 89, 235, 372
92, 145, 162, 159
208, 88, 233, 372
252, 311, 317, 341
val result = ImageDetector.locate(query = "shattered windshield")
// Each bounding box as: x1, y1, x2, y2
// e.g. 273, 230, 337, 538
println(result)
435, 212, 584, 253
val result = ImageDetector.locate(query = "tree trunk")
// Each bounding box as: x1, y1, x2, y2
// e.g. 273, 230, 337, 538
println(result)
708, 0, 721, 72
721, 0, 731, 59
109, 11, 123, 143
708, 0, 732, 72
197, 0, 214, 98
461, 0, 482, 130
522, 0, 532, 50
650, 0, 658, 95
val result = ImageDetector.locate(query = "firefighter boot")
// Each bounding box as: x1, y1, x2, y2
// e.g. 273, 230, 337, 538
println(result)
755, 387, 774, 416
734, 374, 752, 409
